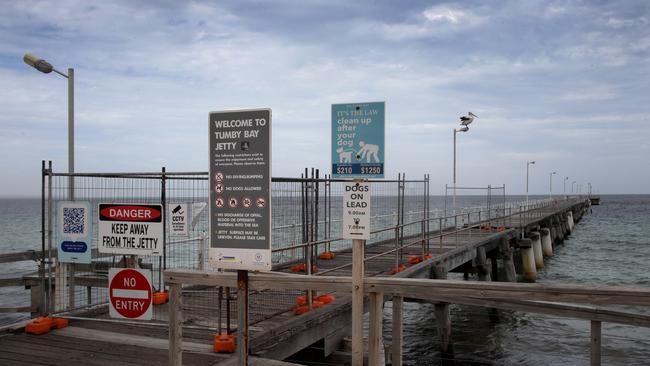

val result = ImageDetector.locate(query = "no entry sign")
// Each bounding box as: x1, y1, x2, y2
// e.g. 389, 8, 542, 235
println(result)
108, 268, 153, 320
98, 204, 163, 256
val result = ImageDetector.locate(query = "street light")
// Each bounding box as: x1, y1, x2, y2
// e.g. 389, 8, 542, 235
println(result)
24, 53, 74, 199
572, 181, 576, 194
526, 161, 535, 207
549, 171, 556, 200
453, 123, 470, 213
564, 176, 569, 200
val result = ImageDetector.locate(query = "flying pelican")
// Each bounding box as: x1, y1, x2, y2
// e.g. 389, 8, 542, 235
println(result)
460, 112, 478, 126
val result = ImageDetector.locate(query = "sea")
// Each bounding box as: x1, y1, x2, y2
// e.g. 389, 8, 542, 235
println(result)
1, 195, 649, 365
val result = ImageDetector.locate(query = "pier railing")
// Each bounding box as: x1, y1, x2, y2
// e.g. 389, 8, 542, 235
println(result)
164, 270, 650, 366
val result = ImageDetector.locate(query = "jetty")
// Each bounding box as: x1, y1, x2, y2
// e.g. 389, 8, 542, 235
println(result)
0, 169, 647, 366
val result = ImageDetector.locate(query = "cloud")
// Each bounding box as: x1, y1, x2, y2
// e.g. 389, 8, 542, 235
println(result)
1, 0, 650, 195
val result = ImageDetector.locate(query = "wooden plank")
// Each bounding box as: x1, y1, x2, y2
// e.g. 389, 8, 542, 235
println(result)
368, 291, 383, 366
0, 277, 25, 287
237, 270, 249, 366
0, 250, 39, 263
169, 283, 183, 366
591, 320, 601, 366
0, 306, 34, 313
167, 271, 650, 306
351, 238, 364, 366
391, 296, 403, 366
53, 326, 212, 354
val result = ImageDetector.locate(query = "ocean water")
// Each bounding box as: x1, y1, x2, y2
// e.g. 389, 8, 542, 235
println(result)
1, 195, 649, 365
386, 195, 650, 365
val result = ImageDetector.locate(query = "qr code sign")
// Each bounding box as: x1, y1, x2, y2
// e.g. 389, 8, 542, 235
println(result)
63, 207, 85, 234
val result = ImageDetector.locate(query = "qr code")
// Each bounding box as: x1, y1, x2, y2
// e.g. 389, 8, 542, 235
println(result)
63, 207, 85, 234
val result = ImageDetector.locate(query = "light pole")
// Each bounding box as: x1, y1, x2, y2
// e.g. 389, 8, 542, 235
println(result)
549, 171, 556, 200
453, 125, 470, 213
24, 53, 74, 200
564, 176, 569, 199
526, 161, 535, 207
572, 181, 576, 195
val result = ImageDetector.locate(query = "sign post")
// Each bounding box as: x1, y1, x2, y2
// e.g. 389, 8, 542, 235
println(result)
343, 181, 371, 366
332, 102, 383, 365
209, 108, 272, 365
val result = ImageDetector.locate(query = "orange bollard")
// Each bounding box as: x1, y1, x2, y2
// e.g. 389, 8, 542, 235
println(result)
389, 265, 406, 275
296, 295, 308, 306
25, 317, 53, 335
50, 317, 69, 329
214, 333, 236, 353
319, 251, 335, 260
316, 294, 335, 304
153, 290, 169, 305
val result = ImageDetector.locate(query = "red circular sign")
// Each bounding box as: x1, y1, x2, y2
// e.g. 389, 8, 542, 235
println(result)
109, 269, 152, 319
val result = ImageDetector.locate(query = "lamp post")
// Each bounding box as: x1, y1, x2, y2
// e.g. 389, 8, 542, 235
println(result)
24, 53, 74, 200
564, 176, 569, 200
452, 125, 470, 213
572, 181, 576, 195
549, 171, 556, 200
526, 161, 535, 207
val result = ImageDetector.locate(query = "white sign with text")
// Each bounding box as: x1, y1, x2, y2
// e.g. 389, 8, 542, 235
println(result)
343, 182, 370, 240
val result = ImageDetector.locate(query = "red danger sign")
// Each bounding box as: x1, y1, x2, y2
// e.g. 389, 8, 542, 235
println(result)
108, 268, 153, 320
99, 204, 162, 222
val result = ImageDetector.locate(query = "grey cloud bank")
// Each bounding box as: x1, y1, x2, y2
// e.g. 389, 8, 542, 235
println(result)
1, 0, 649, 195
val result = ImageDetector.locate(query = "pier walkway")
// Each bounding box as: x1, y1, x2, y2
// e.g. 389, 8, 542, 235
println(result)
0, 197, 591, 365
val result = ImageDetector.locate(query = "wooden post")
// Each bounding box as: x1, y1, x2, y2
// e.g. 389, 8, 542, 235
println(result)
391, 296, 403, 366
499, 238, 517, 282
169, 283, 182, 366
368, 291, 384, 366
237, 270, 249, 366
352, 239, 365, 366
476, 247, 491, 282
69, 263, 75, 309
432, 265, 453, 360
591, 320, 601, 366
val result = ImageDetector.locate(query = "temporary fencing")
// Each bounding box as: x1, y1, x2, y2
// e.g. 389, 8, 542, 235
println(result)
35, 161, 574, 333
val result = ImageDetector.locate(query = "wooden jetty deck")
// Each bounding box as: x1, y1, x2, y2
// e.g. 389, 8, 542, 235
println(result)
0, 198, 592, 365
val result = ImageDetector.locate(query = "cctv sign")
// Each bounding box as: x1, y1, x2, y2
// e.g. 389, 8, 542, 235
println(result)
343, 182, 370, 240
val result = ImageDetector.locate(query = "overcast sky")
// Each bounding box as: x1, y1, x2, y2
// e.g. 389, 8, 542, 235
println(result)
1, 0, 649, 196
